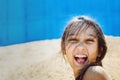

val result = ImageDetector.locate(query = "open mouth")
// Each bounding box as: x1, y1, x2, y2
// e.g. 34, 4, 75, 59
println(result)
74, 55, 87, 64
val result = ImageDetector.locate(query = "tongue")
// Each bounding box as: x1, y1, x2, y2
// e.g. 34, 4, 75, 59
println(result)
76, 58, 85, 64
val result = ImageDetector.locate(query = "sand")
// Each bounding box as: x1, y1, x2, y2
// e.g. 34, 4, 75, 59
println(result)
103, 36, 120, 80
0, 36, 120, 80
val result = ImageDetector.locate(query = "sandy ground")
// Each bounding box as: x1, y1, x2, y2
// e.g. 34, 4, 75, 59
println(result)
0, 36, 120, 80
103, 36, 120, 80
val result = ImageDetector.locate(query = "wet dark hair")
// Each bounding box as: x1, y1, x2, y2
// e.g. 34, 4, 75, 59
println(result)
61, 16, 107, 80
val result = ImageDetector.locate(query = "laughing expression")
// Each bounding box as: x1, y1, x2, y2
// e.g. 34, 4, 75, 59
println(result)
65, 27, 99, 76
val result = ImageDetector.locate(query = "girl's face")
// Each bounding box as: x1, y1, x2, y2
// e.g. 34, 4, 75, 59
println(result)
65, 27, 99, 75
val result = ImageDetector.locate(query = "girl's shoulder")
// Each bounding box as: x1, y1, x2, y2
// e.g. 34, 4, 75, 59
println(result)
83, 66, 111, 80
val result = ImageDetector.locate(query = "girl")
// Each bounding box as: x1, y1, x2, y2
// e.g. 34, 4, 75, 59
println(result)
61, 16, 111, 80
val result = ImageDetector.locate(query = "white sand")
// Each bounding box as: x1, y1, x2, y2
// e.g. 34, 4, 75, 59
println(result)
0, 36, 120, 80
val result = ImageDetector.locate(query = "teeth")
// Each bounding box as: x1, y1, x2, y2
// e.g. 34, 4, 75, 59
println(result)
75, 55, 87, 58
74, 54, 88, 62
74, 56, 87, 64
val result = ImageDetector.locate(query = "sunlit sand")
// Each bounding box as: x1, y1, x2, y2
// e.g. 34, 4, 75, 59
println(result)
0, 36, 119, 80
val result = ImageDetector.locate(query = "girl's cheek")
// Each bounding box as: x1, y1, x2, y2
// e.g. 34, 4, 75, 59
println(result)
86, 43, 97, 49
66, 43, 74, 50
66, 44, 76, 54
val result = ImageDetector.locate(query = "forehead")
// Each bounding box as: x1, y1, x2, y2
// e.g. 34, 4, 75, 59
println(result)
81, 27, 97, 37
68, 25, 97, 38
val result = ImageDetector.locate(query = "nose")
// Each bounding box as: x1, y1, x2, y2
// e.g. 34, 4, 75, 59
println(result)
76, 42, 86, 52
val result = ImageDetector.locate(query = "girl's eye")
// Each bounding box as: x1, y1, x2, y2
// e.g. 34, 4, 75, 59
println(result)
85, 39, 94, 44
68, 38, 78, 43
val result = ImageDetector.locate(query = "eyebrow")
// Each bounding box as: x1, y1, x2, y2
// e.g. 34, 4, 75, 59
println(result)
67, 32, 97, 40
87, 33, 97, 38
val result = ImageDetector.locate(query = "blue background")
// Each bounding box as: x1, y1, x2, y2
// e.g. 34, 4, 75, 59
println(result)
0, 0, 120, 46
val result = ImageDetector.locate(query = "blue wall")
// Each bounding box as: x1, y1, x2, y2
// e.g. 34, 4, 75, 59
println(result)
0, 0, 120, 46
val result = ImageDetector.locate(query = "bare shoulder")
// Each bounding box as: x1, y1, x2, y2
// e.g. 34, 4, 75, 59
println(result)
83, 66, 111, 80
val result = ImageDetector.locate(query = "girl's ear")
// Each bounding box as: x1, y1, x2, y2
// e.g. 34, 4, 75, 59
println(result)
98, 47, 103, 58
96, 56, 100, 61
97, 52, 101, 62
98, 53, 101, 57
96, 56, 102, 66
96, 51, 102, 62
